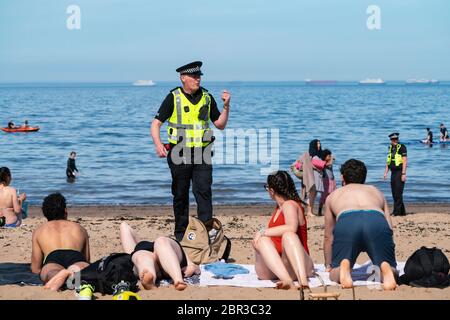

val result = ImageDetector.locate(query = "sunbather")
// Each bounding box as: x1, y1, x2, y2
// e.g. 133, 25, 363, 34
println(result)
323, 159, 398, 290
252, 170, 314, 290
0, 167, 26, 228
120, 222, 200, 291
31, 193, 90, 291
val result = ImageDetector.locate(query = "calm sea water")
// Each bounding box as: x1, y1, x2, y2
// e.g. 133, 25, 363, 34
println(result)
1, 82, 449, 205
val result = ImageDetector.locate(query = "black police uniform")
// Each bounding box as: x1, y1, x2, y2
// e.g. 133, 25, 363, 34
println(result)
388, 137, 407, 216
154, 61, 222, 240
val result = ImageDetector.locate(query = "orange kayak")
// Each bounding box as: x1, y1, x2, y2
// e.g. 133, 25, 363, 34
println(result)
1, 126, 40, 133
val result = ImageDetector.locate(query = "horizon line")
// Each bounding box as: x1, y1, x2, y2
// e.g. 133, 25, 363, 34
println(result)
1, 79, 450, 84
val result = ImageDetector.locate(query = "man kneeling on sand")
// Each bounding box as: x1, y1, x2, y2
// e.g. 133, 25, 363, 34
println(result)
323, 159, 398, 290
31, 193, 90, 291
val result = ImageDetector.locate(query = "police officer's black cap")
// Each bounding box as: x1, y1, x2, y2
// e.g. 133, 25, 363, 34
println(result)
389, 132, 399, 139
176, 61, 203, 76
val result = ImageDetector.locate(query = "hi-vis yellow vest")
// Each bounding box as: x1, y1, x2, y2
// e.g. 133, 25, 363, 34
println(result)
167, 88, 212, 147
387, 144, 403, 167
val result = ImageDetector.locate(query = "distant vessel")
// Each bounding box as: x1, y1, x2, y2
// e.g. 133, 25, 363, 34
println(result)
305, 79, 337, 85
132, 80, 156, 86
405, 79, 439, 85
359, 78, 386, 85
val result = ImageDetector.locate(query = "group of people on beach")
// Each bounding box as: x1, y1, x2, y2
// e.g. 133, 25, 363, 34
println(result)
295, 139, 337, 217
2, 158, 398, 293
1, 60, 401, 295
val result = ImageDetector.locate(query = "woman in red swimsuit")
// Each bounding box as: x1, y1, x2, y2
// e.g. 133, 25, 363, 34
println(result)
252, 171, 314, 289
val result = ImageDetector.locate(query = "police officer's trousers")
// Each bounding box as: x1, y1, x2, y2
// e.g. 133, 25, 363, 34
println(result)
391, 170, 406, 216
167, 147, 213, 241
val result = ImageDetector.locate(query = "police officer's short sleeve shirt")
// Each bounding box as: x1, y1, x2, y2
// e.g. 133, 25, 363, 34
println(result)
399, 144, 407, 156
154, 87, 221, 123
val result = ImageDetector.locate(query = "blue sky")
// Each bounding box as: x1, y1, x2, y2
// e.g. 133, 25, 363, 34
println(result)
0, 0, 449, 82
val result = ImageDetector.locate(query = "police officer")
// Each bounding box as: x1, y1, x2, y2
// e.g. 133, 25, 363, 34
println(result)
150, 61, 231, 240
383, 132, 408, 216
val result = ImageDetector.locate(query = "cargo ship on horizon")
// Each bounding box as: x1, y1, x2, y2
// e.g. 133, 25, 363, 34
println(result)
359, 78, 386, 85
132, 80, 156, 86
305, 79, 337, 85
405, 79, 439, 85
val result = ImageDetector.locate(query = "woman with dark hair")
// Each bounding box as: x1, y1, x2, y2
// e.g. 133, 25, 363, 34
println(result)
252, 171, 313, 290
0, 167, 26, 228
306, 139, 326, 216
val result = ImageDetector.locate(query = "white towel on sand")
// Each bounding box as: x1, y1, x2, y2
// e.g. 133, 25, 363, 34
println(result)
200, 261, 405, 288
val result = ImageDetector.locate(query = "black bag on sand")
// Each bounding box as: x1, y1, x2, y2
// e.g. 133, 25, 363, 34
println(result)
78, 253, 139, 295
399, 247, 450, 288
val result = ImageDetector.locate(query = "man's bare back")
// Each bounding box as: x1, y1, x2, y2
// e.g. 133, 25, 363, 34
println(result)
31, 220, 89, 273
0, 185, 25, 225
326, 183, 390, 224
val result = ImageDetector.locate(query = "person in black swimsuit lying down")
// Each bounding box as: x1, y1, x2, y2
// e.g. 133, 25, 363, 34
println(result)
120, 222, 200, 291
31, 193, 90, 291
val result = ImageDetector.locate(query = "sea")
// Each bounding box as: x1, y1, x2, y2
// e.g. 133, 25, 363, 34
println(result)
1, 81, 449, 206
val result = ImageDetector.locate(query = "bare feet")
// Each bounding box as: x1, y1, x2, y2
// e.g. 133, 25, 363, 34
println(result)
44, 269, 72, 291
339, 259, 353, 289
306, 211, 315, 218
183, 264, 201, 278
174, 281, 188, 291
275, 280, 292, 290
380, 262, 397, 291
140, 269, 156, 290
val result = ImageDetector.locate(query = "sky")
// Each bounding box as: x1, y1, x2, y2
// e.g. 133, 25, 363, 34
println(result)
0, 0, 449, 82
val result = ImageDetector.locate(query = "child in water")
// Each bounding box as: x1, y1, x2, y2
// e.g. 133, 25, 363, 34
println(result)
66, 151, 79, 179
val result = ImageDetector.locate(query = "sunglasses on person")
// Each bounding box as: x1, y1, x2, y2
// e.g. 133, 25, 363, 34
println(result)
264, 184, 269, 191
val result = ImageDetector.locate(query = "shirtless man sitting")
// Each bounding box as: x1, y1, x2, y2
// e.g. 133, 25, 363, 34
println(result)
323, 159, 397, 290
0, 167, 26, 228
31, 193, 90, 291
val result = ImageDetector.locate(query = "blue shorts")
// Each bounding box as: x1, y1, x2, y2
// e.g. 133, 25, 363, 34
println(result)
331, 210, 397, 268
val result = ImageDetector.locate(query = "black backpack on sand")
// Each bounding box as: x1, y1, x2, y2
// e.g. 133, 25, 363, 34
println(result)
399, 247, 450, 288
78, 253, 139, 295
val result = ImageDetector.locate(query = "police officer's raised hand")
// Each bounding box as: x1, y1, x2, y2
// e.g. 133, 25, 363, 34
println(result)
222, 90, 231, 108
155, 143, 167, 158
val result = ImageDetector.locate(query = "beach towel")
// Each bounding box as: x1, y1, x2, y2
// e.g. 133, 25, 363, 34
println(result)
204, 261, 249, 279
200, 261, 405, 288
0, 263, 43, 286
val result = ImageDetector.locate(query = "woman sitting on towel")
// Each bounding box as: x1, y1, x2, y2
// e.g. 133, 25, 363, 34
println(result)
0, 167, 26, 228
120, 222, 200, 291
252, 170, 314, 290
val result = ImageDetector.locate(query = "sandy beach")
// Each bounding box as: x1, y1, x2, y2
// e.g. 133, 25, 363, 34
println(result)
1, 204, 449, 300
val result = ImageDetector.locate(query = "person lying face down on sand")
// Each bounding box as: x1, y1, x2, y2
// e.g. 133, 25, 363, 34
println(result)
120, 222, 200, 291
0, 167, 26, 228
323, 159, 398, 290
31, 193, 90, 291
252, 170, 314, 290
